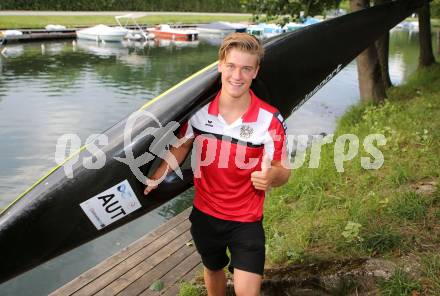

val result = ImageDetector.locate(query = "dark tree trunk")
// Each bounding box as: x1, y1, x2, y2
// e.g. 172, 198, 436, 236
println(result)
374, 0, 393, 89
418, 1, 436, 68
350, 0, 387, 103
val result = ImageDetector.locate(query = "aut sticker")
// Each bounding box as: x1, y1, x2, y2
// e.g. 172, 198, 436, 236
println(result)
80, 180, 141, 230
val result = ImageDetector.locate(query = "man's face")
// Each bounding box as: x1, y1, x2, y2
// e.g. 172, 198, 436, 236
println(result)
218, 48, 259, 99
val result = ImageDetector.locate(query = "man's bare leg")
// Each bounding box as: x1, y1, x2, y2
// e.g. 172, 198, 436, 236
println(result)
204, 267, 226, 296
233, 268, 262, 296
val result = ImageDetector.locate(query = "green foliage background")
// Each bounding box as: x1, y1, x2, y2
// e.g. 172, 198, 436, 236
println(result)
0, 0, 244, 12
432, 0, 440, 18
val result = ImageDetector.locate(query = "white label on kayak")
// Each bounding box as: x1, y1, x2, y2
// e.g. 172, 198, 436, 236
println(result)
80, 180, 141, 230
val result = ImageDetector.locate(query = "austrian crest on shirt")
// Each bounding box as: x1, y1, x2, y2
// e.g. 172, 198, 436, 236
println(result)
240, 125, 254, 139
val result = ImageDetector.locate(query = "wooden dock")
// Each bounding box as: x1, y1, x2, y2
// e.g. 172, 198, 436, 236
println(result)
50, 208, 202, 296
1, 29, 77, 44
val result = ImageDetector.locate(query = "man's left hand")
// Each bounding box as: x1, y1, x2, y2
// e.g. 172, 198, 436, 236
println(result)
251, 155, 273, 191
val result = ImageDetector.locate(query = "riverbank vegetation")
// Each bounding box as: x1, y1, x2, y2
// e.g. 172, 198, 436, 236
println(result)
262, 64, 440, 294
179, 65, 440, 295
0, 0, 244, 13
0, 15, 251, 30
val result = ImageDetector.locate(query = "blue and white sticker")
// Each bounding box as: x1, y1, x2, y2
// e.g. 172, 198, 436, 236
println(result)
80, 180, 141, 230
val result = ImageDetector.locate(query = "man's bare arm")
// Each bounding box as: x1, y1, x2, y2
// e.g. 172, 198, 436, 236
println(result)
144, 137, 194, 195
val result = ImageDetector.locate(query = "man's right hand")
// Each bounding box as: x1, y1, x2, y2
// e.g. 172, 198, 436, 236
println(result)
144, 176, 160, 196
143, 136, 193, 196
144, 183, 158, 195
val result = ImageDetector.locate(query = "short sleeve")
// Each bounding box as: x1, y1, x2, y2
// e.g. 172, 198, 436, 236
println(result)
264, 112, 288, 162
179, 119, 194, 139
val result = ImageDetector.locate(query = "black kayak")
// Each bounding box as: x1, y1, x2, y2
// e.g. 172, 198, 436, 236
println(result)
0, 0, 423, 283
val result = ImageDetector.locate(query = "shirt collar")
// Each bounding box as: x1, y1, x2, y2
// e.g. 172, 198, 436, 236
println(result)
208, 89, 260, 123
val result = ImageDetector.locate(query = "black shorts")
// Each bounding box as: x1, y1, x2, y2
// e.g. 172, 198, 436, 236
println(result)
189, 206, 265, 275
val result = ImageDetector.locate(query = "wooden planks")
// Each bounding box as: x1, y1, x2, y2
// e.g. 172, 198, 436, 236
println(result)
51, 207, 202, 296
147, 252, 203, 296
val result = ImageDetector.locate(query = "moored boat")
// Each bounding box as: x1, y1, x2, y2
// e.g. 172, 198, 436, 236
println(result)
197, 21, 247, 36
76, 24, 128, 42
246, 23, 285, 39
147, 24, 198, 41
115, 13, 155, 41
283, 22, 307, 32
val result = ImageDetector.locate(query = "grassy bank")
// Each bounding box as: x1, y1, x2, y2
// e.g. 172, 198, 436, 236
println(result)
262, 64, 440, 294
179, 65, 440, 295
0, 15, 251, 29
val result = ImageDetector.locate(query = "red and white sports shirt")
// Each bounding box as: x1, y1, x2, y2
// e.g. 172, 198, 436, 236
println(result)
180, 90, 288, 222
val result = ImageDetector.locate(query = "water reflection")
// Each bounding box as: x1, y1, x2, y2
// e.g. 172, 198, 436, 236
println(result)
0, 36, 221, 296
0, 44, 25, 58
76, 39, 130, 56
0, 38, 219, 206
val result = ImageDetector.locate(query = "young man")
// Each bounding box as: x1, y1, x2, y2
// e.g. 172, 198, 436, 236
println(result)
144, 33, 291, 296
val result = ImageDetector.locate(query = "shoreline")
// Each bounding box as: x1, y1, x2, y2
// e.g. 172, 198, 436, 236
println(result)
0, 11, 251, 16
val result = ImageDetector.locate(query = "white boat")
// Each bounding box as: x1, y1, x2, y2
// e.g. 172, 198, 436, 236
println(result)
0, 30, 23, 37
246, 23, 285, 39
115, 13, 154, 41
283, 22, 307, 32
76, 24, 128, 42
0, 30, 23, 46
197, 22, 247, 36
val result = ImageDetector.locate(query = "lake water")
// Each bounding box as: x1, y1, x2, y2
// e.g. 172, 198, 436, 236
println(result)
0, 29, 438, 295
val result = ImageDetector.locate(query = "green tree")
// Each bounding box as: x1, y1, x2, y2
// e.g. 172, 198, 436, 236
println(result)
430, 0, 440, 18
245, 0, 339, 21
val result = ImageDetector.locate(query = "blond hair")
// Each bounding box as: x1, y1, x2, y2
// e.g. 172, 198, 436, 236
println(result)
218, 33, 264, 65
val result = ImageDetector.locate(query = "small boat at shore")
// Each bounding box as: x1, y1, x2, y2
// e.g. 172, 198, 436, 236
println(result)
246, 23, 285, 39
147, 24, 198, 41
283, 22, 307, 32
0, 30, 23, 46
76, 24, 128, 42
197, 21, 247, 36
115, 13, 154, 41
